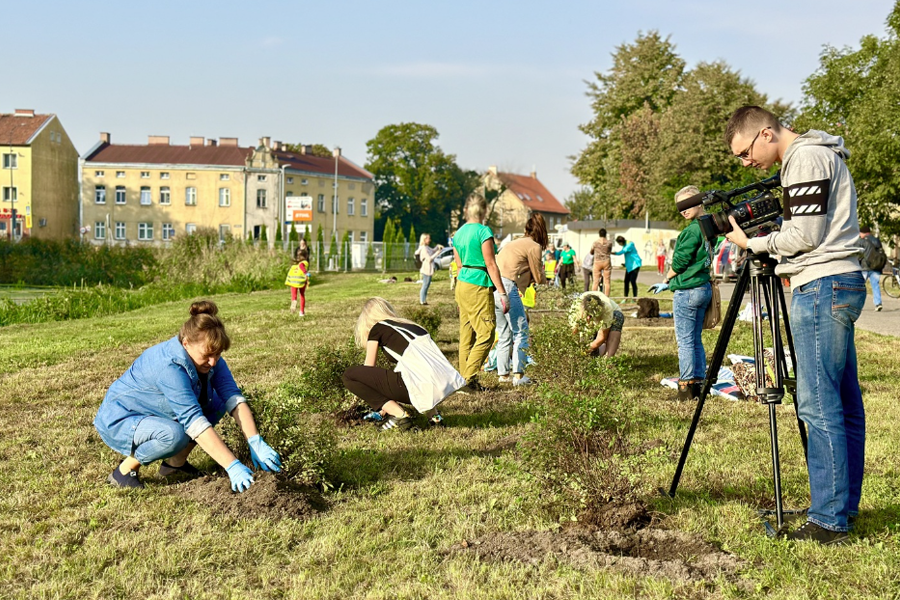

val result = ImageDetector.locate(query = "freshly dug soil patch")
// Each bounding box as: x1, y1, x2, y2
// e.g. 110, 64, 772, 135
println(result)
335, 405, 370, 428
623, 316, 673, 328
173, 472, 327, 520
577, 500, 652, 531
453, 527, 747, 587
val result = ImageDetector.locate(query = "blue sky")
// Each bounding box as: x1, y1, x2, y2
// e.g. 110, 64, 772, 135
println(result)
3, 0, 894, 202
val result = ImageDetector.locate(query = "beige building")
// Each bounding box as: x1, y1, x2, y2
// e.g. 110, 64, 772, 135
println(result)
481, 166, 570, 239
562, 218, 681, 268
1, 109, 79, 240
80, 135, 374, 247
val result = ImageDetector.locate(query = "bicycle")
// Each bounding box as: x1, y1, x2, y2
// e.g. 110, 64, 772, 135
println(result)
883, 260, 900, 299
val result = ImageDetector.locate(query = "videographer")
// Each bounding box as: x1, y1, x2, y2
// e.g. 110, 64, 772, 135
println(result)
724, 106, 866, 545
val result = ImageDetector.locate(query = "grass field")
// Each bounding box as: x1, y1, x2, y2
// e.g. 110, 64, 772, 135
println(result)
1, 271, 898, 599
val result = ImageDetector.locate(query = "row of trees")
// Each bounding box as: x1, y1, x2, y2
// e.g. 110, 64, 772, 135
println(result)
571, 1, 900, 235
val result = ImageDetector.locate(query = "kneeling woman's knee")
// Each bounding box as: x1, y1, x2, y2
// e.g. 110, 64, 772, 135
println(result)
134, 419, 190, 465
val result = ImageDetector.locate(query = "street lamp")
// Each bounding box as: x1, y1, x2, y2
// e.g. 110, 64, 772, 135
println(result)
332, 146, 340, 246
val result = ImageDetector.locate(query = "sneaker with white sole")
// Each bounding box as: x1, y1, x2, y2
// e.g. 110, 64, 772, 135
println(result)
498, 375, 512, 383
381, 416, 417, 432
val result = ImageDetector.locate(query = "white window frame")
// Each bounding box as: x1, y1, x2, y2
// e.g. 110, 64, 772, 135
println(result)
160, 172, 170, 180
185, 223, 197, 234
286, 177, 294, 184
140, 186, 152, 206
301, 178, 308, 186
2, 187, 17, 202
94, 221, 106, 240
257, 175, 267, 182
361, 198, 368, 217
116, 171, 125, 178
256, 189, 267, 208
359, 231, 368, 243
2, 153, 17, 169
95, 170, 104, 178
94, 186, 106, 204
159, 186, 171, 205
317, 194, 325, 212
347, 197, 355, 216
185, 187, 197, 206
115, 186, 126, 205
138, 222, 154, 241
219, 187, 231, 207
162, 223, 175, 241
140, 171, 150, 179
219, 173, 230, 181
114, 222, 126, 240
219, 224, 231, 241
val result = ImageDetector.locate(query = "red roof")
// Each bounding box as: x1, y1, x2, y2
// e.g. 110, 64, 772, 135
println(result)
0, 113, 53, 145
84, 143, 252, 166
499, 172, 569, 215
273, 149, 373, 180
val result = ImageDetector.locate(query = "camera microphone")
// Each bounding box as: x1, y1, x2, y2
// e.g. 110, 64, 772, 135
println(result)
675, 192, 706, 213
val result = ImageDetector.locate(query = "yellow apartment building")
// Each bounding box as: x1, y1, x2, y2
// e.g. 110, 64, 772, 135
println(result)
80, 135, 374, 247
1, 109, 79, 240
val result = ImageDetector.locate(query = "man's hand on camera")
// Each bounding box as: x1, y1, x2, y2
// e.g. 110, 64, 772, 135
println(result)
725, 216, 750, 249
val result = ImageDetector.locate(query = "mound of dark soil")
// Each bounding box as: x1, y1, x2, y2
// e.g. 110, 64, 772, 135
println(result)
453, 527, 747, 587
335, 405, 371, 428
577, 501, 652, 531
173, 472, 327, 520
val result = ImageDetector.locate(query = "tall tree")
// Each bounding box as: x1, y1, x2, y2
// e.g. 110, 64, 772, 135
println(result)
564, 186, 601, 220
798, 1, 900, 235
365, 123, 479, 243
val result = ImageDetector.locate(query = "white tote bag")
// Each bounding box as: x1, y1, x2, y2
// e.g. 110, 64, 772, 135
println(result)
381, 322, 466, 413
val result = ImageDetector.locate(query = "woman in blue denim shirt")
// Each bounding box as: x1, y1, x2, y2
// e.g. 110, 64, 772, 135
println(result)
94, 301, 281, 492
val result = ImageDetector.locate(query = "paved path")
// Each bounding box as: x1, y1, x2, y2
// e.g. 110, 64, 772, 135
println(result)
624, 269, 900, 338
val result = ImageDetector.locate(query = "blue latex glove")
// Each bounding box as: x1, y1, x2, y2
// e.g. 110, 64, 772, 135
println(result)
248, 434, 282, 472
649, 282, 669, 294
225, 459, 254, 493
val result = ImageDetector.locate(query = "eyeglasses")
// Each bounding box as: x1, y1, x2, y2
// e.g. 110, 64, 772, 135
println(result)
735, 127, 771, 162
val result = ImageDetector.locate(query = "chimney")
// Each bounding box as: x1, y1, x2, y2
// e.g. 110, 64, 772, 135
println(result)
219, 137, 238, 147
148, 135, 170, 145
333, 146, 342, 158
206, 139, 217, 147
300, 145, 310, 155
530, 169, 537, 179
488, 165, 498, 176
100, 132, 111, 144
273, 141, 282, 152
189, 136, 205, 146
260, 136, 271, 149
14, 109, 35, 117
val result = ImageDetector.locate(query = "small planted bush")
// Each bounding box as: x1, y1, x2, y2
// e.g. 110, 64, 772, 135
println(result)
277, 341, 364, 415
402, 305, 442, 340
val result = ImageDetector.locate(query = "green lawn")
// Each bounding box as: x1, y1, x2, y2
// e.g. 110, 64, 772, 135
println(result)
1, 272, 898, 599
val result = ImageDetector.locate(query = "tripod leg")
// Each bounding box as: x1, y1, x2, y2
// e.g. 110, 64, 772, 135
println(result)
667, 267, 749, 498
777, 282, 808, 461
769, 403, 785, 531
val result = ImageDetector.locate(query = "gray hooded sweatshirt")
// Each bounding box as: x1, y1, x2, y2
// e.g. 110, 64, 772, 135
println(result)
747, 130, 861, 289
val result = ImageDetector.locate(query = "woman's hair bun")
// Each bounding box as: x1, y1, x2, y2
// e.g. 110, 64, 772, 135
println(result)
189, 300, 218, 317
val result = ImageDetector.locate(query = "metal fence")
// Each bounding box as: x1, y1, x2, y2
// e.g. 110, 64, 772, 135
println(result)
280, 241, 418, 273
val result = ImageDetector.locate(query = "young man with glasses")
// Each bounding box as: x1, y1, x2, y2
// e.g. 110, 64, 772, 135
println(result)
724, 106, 865, 545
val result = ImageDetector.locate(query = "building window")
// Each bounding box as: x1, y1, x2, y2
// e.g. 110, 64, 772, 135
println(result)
160, 172, 170, 179
116, 171, 125, 178
301, 178, 308, 185
219, 188, 231, 207
138, 222, 154, 240
185, 223, 197, 234
347, 197, 355, 215
162, 223, 175, 241
286, 191, 293, 197
332, 195, 339, 214
348, 182, 356, 190
94, 186, 106, 204
114, 222, 126, 240
360, 231, 368, 243
286, 177, 294, 184
185, 187, 197, 206
317, 194, 325, 212
361, 198, 368, 217
257, 175, 267, 182
219, 224, 231, 241
95, 170, 104, 178
3, 186, 19, 202
256, 189, 267, 208
140, 171, 150, 179
115, 186, 126, 205
2, 154, 17, 169
159, 186, 170, 205
140, 186, 151, 205
94, 221, 106, 240
348, 231, 355, 242
219, 174, 230, 181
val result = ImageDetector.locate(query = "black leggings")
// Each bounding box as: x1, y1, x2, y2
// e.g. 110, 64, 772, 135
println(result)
624, 268, 639, 297
343, 365, 410, 411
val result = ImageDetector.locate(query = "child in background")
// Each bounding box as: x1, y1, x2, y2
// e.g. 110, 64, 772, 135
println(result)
285, 248, 310, 316
448, 258, 458, 291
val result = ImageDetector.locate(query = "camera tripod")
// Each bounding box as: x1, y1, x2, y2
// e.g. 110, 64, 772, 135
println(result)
663, 250, 808, 535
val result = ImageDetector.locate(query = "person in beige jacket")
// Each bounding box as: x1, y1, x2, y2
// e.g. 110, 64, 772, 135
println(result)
492, 213, 548, 386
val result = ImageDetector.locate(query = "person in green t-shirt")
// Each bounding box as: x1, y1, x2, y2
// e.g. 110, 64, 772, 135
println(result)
452, 193, 508, 392
558, 243, 577, 290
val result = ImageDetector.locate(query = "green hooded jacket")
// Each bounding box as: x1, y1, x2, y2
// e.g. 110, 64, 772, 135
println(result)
669, 220, 712, 291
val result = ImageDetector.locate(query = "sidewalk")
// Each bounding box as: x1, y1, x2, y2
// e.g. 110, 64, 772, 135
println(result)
631, 269, 899, 338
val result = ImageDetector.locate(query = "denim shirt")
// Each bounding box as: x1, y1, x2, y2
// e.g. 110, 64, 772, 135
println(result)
93, 336, 245, 456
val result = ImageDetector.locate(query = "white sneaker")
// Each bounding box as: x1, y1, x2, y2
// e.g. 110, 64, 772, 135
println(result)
498, 375, 512, 383
298, 312, 306, 317
513, 375, 534, 387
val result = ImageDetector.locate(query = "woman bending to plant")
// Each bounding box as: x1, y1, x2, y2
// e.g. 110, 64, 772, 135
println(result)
342, 297, 465, 431
94, 301, 281, 492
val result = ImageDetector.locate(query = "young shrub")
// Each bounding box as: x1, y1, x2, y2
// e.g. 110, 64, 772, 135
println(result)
277, 341, 364, 415
402, 305, 442, 340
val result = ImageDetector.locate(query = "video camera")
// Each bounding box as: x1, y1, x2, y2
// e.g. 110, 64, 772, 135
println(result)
676, 173, 783, 244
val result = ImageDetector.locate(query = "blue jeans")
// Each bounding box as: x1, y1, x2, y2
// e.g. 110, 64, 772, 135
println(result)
493, 278, 529, 376
420, 274, 432, 304
792, 272, 866, 532
673, 282, 711, 381
863, 270, 882, 307
132, 407, 226, 465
